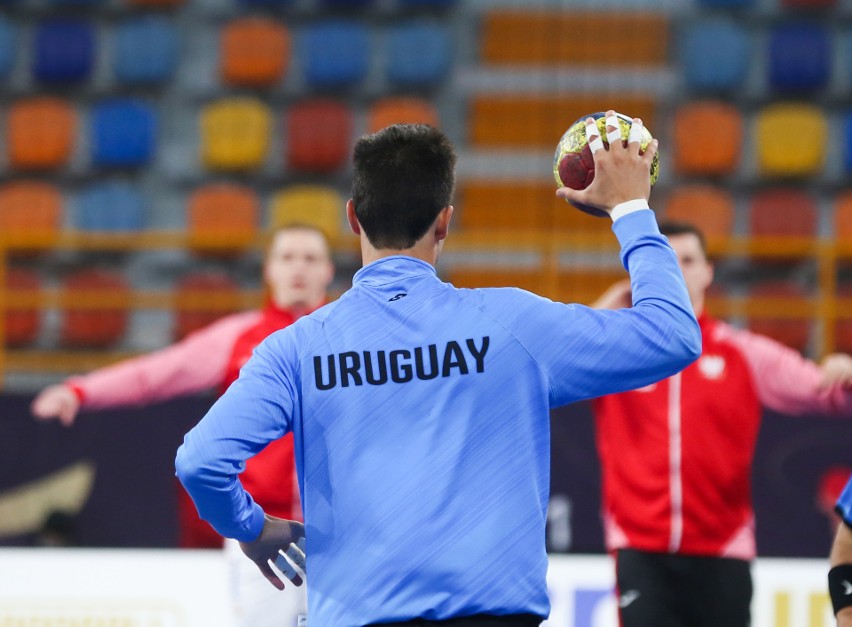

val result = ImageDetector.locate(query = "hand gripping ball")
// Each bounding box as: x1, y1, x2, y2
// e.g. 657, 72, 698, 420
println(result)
553, 111, 659, 217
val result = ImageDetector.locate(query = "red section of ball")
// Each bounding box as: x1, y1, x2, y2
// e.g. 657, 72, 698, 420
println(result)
558, 145, 595, 190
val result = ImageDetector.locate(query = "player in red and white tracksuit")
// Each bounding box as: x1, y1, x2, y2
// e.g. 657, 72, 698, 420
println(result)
31, 225, 334, 627
591, 221, 852, 627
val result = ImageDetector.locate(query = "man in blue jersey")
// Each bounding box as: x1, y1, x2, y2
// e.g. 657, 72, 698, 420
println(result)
830, 475, 852, 627
176, 112, 702, 627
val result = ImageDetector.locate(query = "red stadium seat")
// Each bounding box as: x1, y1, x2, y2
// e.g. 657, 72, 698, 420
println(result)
4, 267, 41, 347
286, 99, 352, 173
173, 271, 242, 341
750, 188, 817, 237
747, 280, 813, 353
59, 269, 131, 348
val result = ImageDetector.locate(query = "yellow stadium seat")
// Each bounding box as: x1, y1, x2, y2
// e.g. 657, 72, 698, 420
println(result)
201, 98, 271, 171
269, 185, 344, 243
673, 102, 742, 176
756, 104, 826, 176
367, 98, 440, 133
481, 10, 668, 66
470, 95, 655, 149
663, 186, 735, 239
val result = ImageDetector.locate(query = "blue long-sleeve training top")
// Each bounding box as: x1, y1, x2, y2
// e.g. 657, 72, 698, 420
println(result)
176, 208, 701, 626
838, 475, 852, 528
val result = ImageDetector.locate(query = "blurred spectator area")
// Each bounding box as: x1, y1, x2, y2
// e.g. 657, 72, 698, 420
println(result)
2, 0, 852, 388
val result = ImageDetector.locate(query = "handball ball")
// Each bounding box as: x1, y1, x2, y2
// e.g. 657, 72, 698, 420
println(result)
553, 111, 659, 217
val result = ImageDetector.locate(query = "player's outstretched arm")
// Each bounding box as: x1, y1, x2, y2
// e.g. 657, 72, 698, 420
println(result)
820, 353, 852, 389
30, 384, 81, 426
240, 515, 306, 590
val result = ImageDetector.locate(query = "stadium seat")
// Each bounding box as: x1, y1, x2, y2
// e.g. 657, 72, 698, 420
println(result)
4, 268, 41, 347
77, 182, 145, 232
238, 0, 294, 6
173, 272, 241, 341
835, 280, 852, 354
187, 184, 258, 252
558, 268, 628, 305
695, 0, 755, 7
835, 191, 852, 241
59, 269, 131, 349
679, 20, 750, 92
0, 17, 17, 80
397, 0, 457, 6
300, 21, 369, 88
768, 24, 831, 92
91, 100, 157, 168
663, 186, 735, 240
33, 20, 94, 83
201, 99, 271, 171
319, 0, 375, 6
269, 185, 343, 243
673, 102, 742, 176
126, 0, 185, 6
0, 182, 62, 247
781, 0, 835, 6
368, 97, 439, 133
747, 281, 812, 353
386, 21, 452, 88
756, 104, 826, 176
481, 11, 668, 66
844, 112, 852, 175
220, 18, 289, 88
470, 95, 655, 149
114, 17, 180, 86
8, 97, 77, 170
749, 188, 817, 237
286, 99, 353, 173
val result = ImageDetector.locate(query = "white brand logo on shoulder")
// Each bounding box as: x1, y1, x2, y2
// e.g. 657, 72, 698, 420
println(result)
698, 355, 725, 379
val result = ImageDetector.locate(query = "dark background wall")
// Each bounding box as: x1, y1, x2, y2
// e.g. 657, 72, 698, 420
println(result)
1, 393, 850, 557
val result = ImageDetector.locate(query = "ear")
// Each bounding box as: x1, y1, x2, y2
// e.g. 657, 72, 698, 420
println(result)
435, 206, 454, 241
346, 199, 361, 235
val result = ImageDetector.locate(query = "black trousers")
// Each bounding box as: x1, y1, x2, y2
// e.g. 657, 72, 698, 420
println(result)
367, 614, 542, 627
615, 549, 753, 627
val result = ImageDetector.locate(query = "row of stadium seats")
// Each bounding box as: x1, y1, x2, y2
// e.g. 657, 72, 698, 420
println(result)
0, 182, 344, 245
0, 17, 453, 88
0, 96, 438, 172
0, 0, 455, 8
7, 266, 852, 354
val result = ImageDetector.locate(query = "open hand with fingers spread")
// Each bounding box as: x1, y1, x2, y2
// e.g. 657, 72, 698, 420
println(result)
556, 110, 659, 216
30, 384, 81, 426
240, 515, 306, 590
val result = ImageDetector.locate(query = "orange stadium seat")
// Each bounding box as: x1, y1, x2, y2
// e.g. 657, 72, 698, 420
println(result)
0, 181, 62, 248
220, 17, 289, 88
446, 267, 548, 294
286, 99, 352, 173
663, 186, 735, 239
459, 181, 610, 235
747, 281, 812, 353
269, 185, 344, 243
173, 271, 241, 341
481, 10, 668, 66
756, 104, 826, 177
557, 268, 628, 305
187, 184, 259, 253
59, 269, 131, 348
201, 98, 271, 171
673, 102, 742, 176
470, 95, 655, 149
367, 98, 440, 133
8, 97, 76, 170
834, 280, 852, 354
834, 191, 852, 241
749, 188, 817, 237
4, 267, 41, 347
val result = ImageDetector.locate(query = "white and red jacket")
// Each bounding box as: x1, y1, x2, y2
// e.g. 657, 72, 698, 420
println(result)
593, 314, 852, 560
67, 302, 315, 547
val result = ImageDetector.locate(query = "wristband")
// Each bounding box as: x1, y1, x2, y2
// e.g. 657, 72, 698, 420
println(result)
611, 199, 650, 222
829, 564, 852, 615
66, 383, 86, 405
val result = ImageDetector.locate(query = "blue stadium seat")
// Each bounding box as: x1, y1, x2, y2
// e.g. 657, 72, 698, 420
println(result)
77, 182, 145, 232
769, 24, 831, 92
0, 18, 16, 80
386, 21, 452, 87
679, 20, 749, 92
397, 0, 457, 6
33, 20, 95, 83
320, 0, 375, 6
114, 17, 179, 86
695, 0, 754, 6
91, 100, 157, 167
301, 21, 369, 88
844, 112, 852, 174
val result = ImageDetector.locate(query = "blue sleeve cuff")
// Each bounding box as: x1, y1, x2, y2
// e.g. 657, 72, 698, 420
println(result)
611, 208, 660, 247
239, 502, 267, 543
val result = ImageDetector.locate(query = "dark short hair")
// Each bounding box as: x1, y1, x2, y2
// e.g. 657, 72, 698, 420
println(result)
352, 124, 457, 249
659, 221, 708, 257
